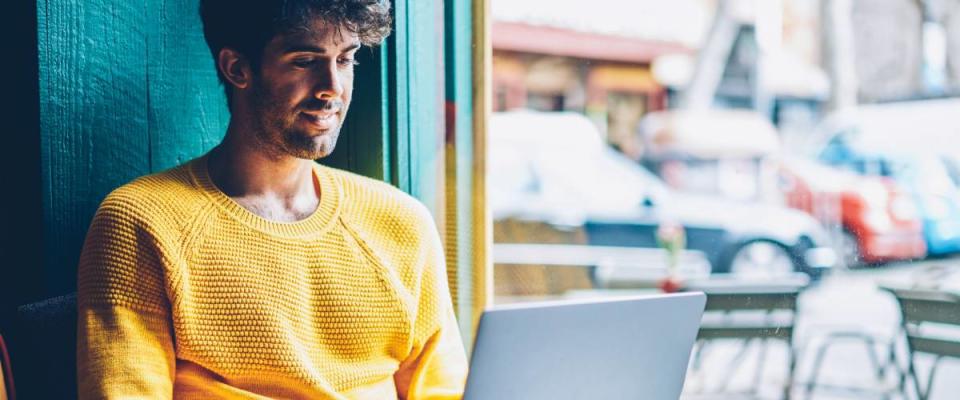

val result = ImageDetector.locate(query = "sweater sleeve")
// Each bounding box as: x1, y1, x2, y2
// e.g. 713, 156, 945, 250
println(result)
77, 197, 176, 399
394, 214, 468, 400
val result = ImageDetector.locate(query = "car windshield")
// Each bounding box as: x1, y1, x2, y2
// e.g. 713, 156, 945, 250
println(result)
489, 113, 669, 217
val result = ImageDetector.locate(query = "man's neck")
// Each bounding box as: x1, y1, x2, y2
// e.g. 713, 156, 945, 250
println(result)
207, 122, 321, 222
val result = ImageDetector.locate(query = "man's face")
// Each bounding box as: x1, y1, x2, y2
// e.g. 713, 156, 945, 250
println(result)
247, 19, 360, 160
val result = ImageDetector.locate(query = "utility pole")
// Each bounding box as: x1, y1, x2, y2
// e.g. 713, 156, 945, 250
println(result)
820, 0, 858, 112
819, 0, 859, 268
918, 0, 949, 94
680, 0, 739, 109
755, 0, 783, 118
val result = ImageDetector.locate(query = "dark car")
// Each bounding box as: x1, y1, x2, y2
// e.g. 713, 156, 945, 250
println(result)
490, 111, 836, 280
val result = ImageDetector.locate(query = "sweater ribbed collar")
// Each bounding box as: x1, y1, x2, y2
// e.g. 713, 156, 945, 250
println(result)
189, 154, 341, 238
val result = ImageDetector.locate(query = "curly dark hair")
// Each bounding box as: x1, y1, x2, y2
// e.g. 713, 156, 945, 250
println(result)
200, 0, 392, 107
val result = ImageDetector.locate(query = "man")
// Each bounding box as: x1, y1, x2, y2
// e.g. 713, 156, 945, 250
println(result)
76, 0, 468, 398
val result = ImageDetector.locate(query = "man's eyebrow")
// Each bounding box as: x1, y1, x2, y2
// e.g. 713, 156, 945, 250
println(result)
283, 42, 362, 54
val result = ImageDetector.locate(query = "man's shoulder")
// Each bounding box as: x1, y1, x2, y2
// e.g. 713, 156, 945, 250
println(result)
322, 165, 434, 229
323, 165, 423, 210
98, 161, 206, 224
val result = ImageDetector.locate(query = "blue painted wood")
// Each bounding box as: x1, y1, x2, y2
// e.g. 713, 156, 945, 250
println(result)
37, 0, 226, 295
388, 0, 412, 193
146, 0, 229, 170
38, 0, 153, 295
392, 0, 444, 217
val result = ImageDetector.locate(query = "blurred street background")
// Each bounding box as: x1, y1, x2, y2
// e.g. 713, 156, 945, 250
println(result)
489, 0, 960, 398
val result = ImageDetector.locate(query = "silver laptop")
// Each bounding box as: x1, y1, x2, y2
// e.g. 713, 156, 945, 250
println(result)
464, 292, 706, 400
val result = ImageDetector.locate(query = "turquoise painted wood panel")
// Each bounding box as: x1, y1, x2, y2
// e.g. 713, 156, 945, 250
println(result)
39, 0, 152, 295
38, 0, 227, 295
388, 0, 411, 192
145, 0, 229, 170
392, 0, 444, 217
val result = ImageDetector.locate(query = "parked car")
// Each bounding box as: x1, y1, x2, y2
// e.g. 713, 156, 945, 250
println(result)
778, 157, 927, 266
489, 111, 837, 280
818, 143, 960, 256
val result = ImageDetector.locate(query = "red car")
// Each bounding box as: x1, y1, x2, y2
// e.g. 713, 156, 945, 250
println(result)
779, 158, 926, 266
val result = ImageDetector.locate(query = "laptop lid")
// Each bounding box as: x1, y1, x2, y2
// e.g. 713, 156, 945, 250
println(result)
464, 292, 706, 400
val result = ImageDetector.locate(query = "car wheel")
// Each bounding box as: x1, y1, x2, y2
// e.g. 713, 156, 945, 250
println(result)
729, 241, 795, 279
840, 231, 862, 268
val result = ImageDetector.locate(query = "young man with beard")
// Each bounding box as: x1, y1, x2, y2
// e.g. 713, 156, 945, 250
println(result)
76, 1, 468, 398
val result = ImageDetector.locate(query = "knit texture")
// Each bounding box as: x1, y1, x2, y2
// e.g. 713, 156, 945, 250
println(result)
77, 155, 467, 399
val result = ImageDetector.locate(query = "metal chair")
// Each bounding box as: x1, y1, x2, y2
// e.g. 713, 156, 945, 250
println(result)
684, 275, 808, 400
799, 325, 901, 400
882, 286, 960, 400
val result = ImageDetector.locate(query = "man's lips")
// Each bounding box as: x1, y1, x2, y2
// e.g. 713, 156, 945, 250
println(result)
299, 111, 339, 130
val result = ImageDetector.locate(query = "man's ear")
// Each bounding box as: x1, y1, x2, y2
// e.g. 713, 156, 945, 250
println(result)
217, 47, 252, 90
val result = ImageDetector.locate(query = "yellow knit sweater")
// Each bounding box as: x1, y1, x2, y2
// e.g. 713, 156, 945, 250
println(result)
77, 155, 468, 399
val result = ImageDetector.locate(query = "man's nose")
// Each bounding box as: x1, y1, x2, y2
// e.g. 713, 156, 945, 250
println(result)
313, 61, 344, 99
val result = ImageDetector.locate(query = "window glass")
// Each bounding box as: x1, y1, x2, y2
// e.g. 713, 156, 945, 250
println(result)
489, 0, 960, 396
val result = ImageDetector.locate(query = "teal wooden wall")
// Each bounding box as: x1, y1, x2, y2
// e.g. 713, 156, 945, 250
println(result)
37, 0, 229, 296
389, 0, 445, 217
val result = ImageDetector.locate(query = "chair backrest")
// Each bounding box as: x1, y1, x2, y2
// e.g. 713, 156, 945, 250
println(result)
7, 293, 77, 400
884, 287, 960, 358
684, 275, 807, 313
700, 289, 800, 313
683, 277, 807, 341
890, 288, 960, 325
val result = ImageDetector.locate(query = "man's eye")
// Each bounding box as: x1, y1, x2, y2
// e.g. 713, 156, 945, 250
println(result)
292, 59, 315, 68
337, 58, 359, 67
